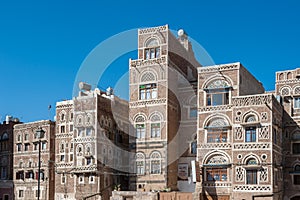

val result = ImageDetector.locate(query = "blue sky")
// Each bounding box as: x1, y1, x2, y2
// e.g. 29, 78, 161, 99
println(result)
0, 0, 299, 122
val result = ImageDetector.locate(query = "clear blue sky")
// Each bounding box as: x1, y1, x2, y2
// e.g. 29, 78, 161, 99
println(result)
0, 0, 299, 122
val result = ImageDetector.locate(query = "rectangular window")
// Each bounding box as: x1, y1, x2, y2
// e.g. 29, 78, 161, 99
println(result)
19, 190, 24, 198
86, 128, 92, 136
70, 124, 74, 132
89, 175, 95, 184
34, 143, 38, 151
144, 47, 160, 60
206, 88, 229, 106
206, 168, 227, 182
245, 127, 256, 142
69, 154, 73, 162
61, 174, 66, 184
136, 161, 145, 175
151, 160, 161, 174
139, 84, 157, 100
60, 125, 65, 133
42, 142, 47, 150
60, 155, 65, 162
151, 123, 160, 138
136, 124, 145, 139
189, 107, 197, 118
86, 158, 92, 165
246, 170, 257, 184
24, 144, 30, 151
294, 97, 300, 108
207, 129, 227, 143
17, 144, 22, 152
0, 167, 7, 179
293, 143, 300, 154
4, 195, 9, 200
79, 176, 84, 184
294, 175, 300, 185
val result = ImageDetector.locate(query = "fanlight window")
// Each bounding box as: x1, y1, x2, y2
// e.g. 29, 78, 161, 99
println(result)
141, 72, 156, 82
146, 38, 159, 47
206, 118, 229, 143
205, 79, 230, 106
144, 38, 160, 59
245, 115, 256, 123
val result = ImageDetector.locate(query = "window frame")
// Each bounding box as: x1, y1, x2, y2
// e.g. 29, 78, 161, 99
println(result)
245, 126, 257, 142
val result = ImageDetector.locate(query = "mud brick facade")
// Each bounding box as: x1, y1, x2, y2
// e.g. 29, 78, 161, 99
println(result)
13, 120, 55, 200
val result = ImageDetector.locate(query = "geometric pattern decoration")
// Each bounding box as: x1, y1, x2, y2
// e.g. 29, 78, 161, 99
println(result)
245, 115, 256, 123
150, 114, 161, 122
235, 167, 244, 182
280, 87, 290, 96
207, 118, 229, 128
206, 155, 228, 165
235, 127, 243, 140
135, 115, 145, 123
259, 126, 270, 139
206, 79, 230, 89
260, 167, 268, 182
294, 86, 300, 95
145, 38, 159, 47
141, 72, 156, 82
261, 112, 268, 121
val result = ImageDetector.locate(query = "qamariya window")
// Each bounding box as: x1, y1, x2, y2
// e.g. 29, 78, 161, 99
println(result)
204, 79, 231, 106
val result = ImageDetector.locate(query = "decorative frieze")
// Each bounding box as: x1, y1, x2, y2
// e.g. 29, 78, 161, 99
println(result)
235, 167, 244, 182
234, 127, 243, 140
259, 126, 270, 139
130, 55, 166, 68
138, 25, 168, 35
232, 94, 272, 107
129, 98, 166, 107
233, 185, 271, 192
199, 143, 231, 149
233, 143, 270, 150
198, 105, 232, 112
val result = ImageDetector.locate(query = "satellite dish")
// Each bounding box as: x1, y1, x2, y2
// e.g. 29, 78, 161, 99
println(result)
178, 29, 185, 37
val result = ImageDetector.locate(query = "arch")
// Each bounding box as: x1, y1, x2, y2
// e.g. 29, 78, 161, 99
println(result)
136, 152, 145, 159
242, 111, 259, 123
144, 37, 160, 47
292, 131, 300, 140
76, 115, 83, 126
280, 86, 291, 96
59, 110, 66, 122
204, 115, 230, 128
86, 113, 93, 125
293, 85, 300, 95
1, 132, 8, 140
242, 154, 260, 165
150, 151, 161, 174
149, 112, 163, 122
287, 72, 293, 79
202, 75, 233, 89
140, 70, 157, 83
202, 150, 231, 165
134, 113, 146, 123
76, 144, 83, 154
278, 73, 284, 80
85, 143, 93, 154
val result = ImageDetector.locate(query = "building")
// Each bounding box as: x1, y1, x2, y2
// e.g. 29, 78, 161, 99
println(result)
194, 62, 284, 200
128, 24, 200, 192
275, 69, 300, 200
13, 120, 55, 200
54, 83, 129, 200
0, 116, 21, 200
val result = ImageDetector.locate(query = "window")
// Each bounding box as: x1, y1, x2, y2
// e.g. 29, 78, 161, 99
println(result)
86, 158, 92, 165
246, 169, 257, 184
78, 129, 84, 137
86, 128, 92, 136
151, 123, 160, 138
61, 113, 65, 121
60, 155, 65, 162
294, 165, 300, 185
206, 167, 227, 181
189, 107, 197, 118
69, 154, 73, 162
207, 129, 227, 143
191, 140, 197, 154
4, 194, 9, 200
294, 97, 300, 108
89, 175, 95, 184
34, 143, 38, 151
139, 84, 157, 100
17, 144, 22, 152
18, 190, 24, 198
206, 88, 229, 106
16, 171, 24, 180
25, 133, 29, 141
136, 124, 145, 139
36, 170, 44, 181
60, 125, 65, 133
70, 124, 74, 132
25, 171, 34, 179
61, 174, 66, 184
245, 127, 256, 142
35, 190, 40, 198
79, 176, 84, 184
0, 167, 7, 179
24, 144, 30, 151
293, 143, 300, 154
145, 47, 160, 59
150, 152, 161, 174
136, 153, 145, 175
42, 142, 47, 150
17, 134, 21, 142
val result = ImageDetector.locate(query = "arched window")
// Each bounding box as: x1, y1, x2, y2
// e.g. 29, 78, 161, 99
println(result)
135, 115, 146, 139
205, 117, 230, 143
2, 133, 8, 140
245, 157, 259, 185
141, 72, 156, 83
144, 38, 160, 59
150, 151, 161, 174
205, 79, 231, 106
136, 153, 145, 175
150, 114, 161, 138
205, 154, 228, 182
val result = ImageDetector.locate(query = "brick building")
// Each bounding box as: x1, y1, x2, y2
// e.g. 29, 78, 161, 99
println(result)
128, 25, 200, 192
54, 83, 129, 200
0, 116, 21, 200
13, 120, 55, 200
